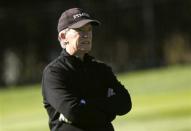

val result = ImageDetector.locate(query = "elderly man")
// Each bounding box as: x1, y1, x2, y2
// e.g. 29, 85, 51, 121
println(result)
42, 8, 132, 131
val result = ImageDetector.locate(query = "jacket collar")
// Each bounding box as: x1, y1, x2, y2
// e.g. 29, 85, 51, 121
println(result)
60, 49, 94, 63
60, 49, 72, 57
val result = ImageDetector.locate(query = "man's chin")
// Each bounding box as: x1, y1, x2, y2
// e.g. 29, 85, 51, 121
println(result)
80, 50, 91, 54
78, 47, 91, 53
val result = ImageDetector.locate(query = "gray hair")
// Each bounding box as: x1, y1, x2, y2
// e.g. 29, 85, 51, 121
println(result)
58, 28, 70, 48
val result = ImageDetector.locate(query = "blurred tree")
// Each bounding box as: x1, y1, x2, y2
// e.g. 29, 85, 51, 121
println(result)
0, 0, 191, 87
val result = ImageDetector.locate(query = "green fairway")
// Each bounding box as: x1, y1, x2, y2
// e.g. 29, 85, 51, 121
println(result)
0, 65, 191, 131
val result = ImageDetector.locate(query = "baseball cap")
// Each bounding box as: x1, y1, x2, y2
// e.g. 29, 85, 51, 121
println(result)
57, 8, 101, 32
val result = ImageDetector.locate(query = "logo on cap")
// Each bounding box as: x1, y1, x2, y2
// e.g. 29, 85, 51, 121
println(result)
73, 13, 90, 19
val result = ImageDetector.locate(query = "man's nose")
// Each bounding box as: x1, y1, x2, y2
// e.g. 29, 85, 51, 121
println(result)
82, 34, 88, 38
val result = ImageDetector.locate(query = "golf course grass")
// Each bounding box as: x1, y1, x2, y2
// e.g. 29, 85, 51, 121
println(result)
0, 65, 191, 131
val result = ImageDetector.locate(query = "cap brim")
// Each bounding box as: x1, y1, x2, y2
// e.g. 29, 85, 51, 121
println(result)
69, 19, 101, 29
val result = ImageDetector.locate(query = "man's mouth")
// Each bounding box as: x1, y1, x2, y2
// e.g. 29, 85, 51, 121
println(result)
80, 41, 90, 45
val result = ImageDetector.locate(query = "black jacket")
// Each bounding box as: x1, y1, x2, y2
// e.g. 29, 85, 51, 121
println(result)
42, 49, 132, 131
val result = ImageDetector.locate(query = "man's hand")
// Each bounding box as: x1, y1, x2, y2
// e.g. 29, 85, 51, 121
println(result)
59, 113, 72, 124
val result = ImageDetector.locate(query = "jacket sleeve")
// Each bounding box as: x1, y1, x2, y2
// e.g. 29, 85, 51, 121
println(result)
90, 66, 132, 116
42, 66, 109, 127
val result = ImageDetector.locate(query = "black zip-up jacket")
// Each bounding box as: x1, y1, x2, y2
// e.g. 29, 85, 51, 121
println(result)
42, 49, 132, 131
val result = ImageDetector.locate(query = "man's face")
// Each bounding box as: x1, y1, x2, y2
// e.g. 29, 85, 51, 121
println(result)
65, 24, 92, 54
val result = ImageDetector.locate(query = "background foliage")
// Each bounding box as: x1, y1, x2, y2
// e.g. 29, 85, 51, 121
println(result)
0, 0, 191, 86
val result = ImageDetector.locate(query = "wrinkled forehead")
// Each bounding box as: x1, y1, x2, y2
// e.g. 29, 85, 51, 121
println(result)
78, 23, 92, 31
69, 23, 92, 32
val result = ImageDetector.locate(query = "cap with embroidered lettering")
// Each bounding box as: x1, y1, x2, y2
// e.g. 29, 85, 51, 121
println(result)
57, 8, 100, 32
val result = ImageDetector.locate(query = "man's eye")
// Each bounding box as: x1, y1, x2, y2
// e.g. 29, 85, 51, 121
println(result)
75, 29, 83, 32
75, 28, 92, 32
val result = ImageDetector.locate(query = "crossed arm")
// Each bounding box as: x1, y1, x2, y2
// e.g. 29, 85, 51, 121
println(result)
42, 66, 132, 127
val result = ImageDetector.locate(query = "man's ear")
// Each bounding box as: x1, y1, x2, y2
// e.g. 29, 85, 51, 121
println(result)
58, 32, 66, 41
60, 33, 65, 39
